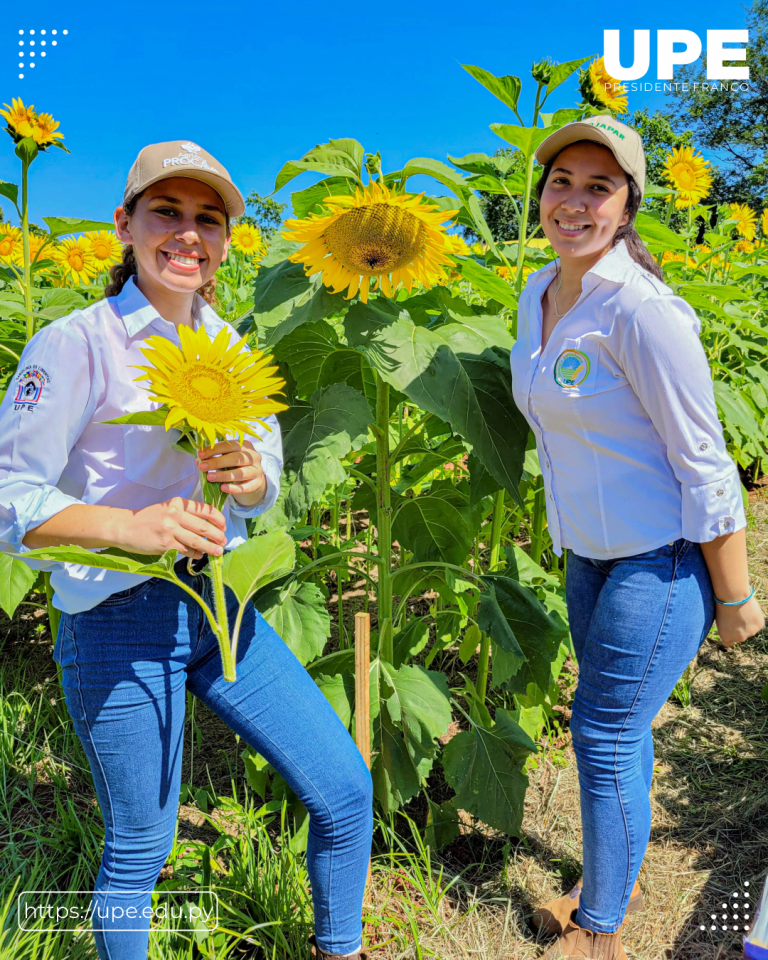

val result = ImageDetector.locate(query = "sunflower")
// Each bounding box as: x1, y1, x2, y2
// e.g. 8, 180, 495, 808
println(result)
85, 231, 122, 269
762, 208, 768, 238
0, 99, 64, 149
729, 203, 757, 241
27, 233, 50, 264
735, 238, 755, 255
133, 324, 288, 448
0, 98, 36, 142
446, 235, 471, 257
283, 181, 458, 303
54, 238, 97, 284
230, 223, 266, 260
0, 227, 23, 265
662, 146, 712, 210
581, 57, 628, 115
30, 112, 64, 148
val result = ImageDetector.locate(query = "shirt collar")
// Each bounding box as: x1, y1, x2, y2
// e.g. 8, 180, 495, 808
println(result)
112, 275, 227, 339
527, 238, 638, 291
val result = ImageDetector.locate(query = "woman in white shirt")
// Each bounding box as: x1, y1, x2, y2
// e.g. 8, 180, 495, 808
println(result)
0, 142, 372, 960
510, 118, 764, 960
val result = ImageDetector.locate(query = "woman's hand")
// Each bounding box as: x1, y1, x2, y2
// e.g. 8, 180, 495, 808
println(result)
197, 440, 267, 508
715, 595, 765, 648
114, 498, 228, 560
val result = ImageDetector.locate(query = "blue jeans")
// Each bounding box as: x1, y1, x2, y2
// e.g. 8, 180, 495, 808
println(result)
565, 538, 714, 934
54, 562, 373, 960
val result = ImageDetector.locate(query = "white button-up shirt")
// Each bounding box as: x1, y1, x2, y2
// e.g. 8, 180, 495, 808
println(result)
0, 276, 283, 613
510, 239, 745, 560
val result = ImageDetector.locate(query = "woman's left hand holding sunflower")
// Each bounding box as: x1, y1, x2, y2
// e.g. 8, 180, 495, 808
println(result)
197, 440, 267, 508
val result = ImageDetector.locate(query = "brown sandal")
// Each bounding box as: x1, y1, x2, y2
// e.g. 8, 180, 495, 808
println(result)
531, 880, 643, 939
309, 935, 369, 960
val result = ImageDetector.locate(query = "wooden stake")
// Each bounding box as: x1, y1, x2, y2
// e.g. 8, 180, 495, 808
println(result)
355, 611, 373, 891
354, 612, 371, 768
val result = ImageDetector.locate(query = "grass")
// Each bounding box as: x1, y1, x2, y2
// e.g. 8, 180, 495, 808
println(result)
2, 493, 767, 959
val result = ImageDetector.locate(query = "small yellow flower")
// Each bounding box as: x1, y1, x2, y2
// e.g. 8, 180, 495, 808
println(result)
230, 223, 266, 260
729, 203, 757, 241
0, 98, 64, 149
28, 233, 51, 264
526, 237, 552, 250
85, 231, 123, 268
496, 265, 510, 279
0, 98, 36, 141
471, 242, 488, 256
30, 111, 64, 148
735, 238, 755, 254
761, 208, 768, 238
662, 146, 713, 210
583, 57, 628, 114
133, 324, 288, 448
446, 235, 471, 257
0, 226, 23, 264
55, 237, 97, 284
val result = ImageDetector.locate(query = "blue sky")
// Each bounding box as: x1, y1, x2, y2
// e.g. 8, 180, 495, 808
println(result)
0, 0, 754, 227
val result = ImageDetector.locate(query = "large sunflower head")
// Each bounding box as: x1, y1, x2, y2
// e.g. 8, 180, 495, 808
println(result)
230, 223, 266, 261
580, 57, 628, 115
283, 181, 458, 303
84, 231, 123, 269
134, 325, 288, 448
729, 203, 757, 241
0, 226, 23, 265
662, 146, 712, 209
54, 237, 97, 285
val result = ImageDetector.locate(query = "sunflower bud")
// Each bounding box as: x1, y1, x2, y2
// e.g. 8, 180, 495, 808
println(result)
531, 58, 554, 85
365, 151, 383, 179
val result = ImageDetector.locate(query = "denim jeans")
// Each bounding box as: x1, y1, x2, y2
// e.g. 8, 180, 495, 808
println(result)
54, 562, 373, 960
565, 538, 714, 934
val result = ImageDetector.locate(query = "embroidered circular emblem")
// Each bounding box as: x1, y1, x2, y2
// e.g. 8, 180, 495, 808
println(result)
553, 349, 590, 388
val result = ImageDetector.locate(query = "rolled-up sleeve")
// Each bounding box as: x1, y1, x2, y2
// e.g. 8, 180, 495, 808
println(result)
228, 414, 283, 519
0, 324, 93, 553
619, 294, 746, 543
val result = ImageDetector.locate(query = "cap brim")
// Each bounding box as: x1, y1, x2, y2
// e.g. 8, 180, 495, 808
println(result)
534, 123, 634, 182
127, 168, 245, 218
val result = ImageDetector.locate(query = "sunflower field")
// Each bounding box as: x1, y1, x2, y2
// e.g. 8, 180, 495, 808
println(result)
1, 52, 767, 955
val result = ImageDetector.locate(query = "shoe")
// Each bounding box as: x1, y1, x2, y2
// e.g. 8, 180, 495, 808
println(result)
539, 914, 627, 959
309, 935, 368, 959
531, 880, 643, 939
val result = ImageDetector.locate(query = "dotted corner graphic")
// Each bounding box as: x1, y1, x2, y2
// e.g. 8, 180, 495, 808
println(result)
700, 880, 752, 934
16, 28, 69, 80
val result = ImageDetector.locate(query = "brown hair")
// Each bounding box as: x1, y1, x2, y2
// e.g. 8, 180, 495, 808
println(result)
535, 141, 663, 281
105, 191, 229, 305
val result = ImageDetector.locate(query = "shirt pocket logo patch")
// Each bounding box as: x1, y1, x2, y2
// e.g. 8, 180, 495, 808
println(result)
554, 349, 591, 389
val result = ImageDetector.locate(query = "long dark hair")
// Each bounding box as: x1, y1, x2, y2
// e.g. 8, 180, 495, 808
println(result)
105, 190, 229, 305
534, 141, 663, 280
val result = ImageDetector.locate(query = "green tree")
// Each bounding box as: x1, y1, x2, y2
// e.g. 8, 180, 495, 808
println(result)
662, 0, 767, 210
238, 191, 288, 238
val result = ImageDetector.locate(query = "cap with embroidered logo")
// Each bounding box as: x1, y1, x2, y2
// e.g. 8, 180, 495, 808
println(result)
123, 141, 245, 217
534, 117, 646, 197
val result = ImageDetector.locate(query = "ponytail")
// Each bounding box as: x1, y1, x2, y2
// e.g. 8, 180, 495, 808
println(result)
534, 143, 664, 281
105, 191, 221, 306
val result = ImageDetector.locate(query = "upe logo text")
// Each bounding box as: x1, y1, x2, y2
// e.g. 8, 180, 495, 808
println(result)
603, 30, 750, 81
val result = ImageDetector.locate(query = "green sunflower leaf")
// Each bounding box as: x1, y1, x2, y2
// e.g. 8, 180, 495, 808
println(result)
254, 577, 330, 666
489, 124, 552, 157
42, 217, 115, 238
442, 708, 536, 836
0, 555, 37, 618
220, 530, 296, 606
461, 65, 522, 113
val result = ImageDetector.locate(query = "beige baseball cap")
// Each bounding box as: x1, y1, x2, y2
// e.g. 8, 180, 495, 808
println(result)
535, 116, 646, 197
123, 140, 245, 217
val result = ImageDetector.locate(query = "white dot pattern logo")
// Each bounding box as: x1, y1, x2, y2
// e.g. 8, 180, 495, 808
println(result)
700, 880, 752, 935
14, 29, 69, 77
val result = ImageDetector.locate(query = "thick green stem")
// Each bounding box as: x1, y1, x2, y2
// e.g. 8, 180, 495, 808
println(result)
21, 157, 33, 343
209, 553, 235, 682
375, 373, 393, 663
477, 487, 506, 705
511, 82, 544, 337
488, 488, 506, 572
530, 482, 546, 567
